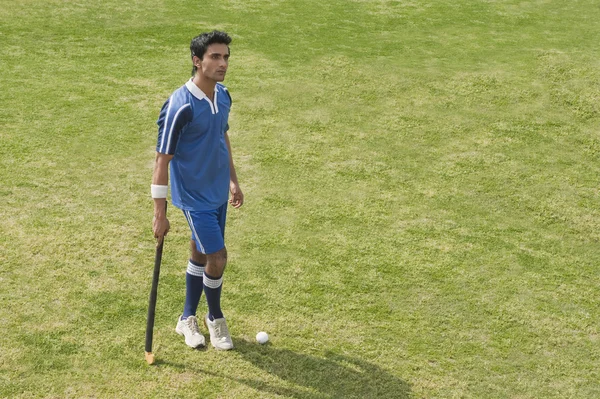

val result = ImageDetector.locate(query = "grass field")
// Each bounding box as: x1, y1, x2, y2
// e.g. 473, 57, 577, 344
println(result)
1, 0, 599, 398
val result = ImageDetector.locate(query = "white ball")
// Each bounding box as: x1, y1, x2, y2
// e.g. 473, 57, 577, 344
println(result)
256, 331, 269, 344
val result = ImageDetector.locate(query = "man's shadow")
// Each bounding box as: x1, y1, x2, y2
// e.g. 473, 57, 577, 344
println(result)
199, 338, 411, 399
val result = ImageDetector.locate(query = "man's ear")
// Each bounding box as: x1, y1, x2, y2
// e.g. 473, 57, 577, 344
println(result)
192, 55, 202, 68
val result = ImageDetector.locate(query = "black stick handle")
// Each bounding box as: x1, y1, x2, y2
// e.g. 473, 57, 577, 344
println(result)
145, 202, 167, 359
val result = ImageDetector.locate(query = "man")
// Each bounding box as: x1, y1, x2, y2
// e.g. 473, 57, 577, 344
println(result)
151, 30, 243, 351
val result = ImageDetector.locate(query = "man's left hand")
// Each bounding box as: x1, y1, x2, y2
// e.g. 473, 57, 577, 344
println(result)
229, 182, 244, 208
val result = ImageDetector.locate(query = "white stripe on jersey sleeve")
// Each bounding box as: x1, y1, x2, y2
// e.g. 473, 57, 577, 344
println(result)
159, 96, 174, 153
164, 103, 191, 153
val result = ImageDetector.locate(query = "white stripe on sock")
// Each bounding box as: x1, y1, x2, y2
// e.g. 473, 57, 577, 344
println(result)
187, 261, 204, 277
203, 273, 223, 289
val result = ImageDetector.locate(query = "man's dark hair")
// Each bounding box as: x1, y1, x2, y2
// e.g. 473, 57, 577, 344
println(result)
190, 30, 232, 76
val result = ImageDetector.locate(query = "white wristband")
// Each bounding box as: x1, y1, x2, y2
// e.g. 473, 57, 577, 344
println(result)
151, 184, 168, 198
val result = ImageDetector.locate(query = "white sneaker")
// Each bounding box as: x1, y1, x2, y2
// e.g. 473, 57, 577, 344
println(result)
175, 315, 205, 348
204, 314, 234, 350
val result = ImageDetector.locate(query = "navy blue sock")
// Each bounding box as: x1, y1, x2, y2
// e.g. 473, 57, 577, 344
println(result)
182, 260, 204, 319
203, 271, 223, 320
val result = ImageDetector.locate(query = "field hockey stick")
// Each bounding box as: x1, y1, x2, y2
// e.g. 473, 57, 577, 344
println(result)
145, 202, 167, 365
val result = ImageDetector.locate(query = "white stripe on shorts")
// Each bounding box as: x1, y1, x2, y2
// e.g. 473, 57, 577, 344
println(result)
184, 210, 206, 254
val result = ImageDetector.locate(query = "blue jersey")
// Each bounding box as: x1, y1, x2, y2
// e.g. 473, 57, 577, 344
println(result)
156, 79, 232, 211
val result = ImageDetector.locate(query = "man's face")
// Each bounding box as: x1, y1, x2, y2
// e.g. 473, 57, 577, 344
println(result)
196, 43, 230, 82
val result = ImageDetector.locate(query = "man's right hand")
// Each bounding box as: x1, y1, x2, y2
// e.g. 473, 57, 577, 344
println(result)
152, 152, 173, 243
153, 216, 170, 242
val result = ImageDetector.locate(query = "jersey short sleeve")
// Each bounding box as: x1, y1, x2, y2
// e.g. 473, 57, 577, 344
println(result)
156, 92, 193, 155
222, 85, 232, 132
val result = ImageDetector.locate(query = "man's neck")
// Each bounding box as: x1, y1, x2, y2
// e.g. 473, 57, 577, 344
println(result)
192, 75, 216, 101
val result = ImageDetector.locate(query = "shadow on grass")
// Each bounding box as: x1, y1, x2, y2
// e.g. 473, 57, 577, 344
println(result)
152, 358, 187, 369
201, 338, 411, 399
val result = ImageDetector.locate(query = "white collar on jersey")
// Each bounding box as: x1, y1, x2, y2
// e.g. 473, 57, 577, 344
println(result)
185, 78, 220, 101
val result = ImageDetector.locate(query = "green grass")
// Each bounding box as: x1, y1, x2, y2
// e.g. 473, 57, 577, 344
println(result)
1, 0, 599, 397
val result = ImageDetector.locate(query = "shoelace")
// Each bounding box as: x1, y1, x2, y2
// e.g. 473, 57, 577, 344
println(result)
186, 317, 200, 335
214, 320, 230, 341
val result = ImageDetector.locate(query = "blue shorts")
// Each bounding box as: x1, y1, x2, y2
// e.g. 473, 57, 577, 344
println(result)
183, 202, 228, 255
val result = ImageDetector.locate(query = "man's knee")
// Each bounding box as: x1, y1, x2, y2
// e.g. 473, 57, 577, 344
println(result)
206, 247, 227, 274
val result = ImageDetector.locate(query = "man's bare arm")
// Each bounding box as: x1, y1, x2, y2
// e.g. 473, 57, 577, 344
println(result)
152, 152, 173, 238
225, 132, 243, 208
